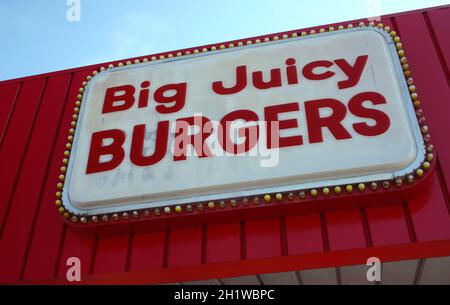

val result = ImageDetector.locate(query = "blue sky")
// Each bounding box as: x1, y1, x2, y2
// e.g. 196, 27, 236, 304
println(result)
0, 0, 449, 81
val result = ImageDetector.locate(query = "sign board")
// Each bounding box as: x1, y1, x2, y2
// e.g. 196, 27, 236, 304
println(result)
60, 26, 432, 224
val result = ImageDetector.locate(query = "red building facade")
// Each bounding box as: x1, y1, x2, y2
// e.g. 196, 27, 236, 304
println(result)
0, 5, 449, 284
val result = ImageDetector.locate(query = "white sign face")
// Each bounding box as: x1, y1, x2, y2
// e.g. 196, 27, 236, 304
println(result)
64, 28, 424, 215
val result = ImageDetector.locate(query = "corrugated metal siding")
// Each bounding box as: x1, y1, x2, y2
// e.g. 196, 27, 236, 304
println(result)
0, 5, 449, 284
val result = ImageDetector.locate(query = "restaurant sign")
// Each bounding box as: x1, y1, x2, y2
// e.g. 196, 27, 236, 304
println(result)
57, 24, 433, 226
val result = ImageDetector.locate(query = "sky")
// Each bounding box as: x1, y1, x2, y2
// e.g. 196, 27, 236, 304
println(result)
0, 0, 449, 81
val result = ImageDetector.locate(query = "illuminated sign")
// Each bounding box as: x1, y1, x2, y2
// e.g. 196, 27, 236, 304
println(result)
58, 26, 433, 225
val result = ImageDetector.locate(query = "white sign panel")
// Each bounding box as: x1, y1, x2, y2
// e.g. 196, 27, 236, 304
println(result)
64, 28, 424, 215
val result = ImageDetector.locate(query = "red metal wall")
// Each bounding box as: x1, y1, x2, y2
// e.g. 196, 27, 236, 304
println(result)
0, 5, 449, 284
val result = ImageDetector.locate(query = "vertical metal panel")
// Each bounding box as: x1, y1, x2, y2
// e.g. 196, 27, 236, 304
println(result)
245, 219, 281, 259
3, 74, 72, 282
393, 12, 450, 241
21, 72, 91, 281
325, 209, 367, 251
0, 76, 72, 283
427, 9, 450, 86
285, 214, 324, 256
206, 223, 241, 263
167, 227, 202, 267
0, 79, 46, 236
0, 82, 21, 141
57, 226, 96, 278
129, 231, 166, 271
92, 235, 130, 274
408, 177, 450, 241
365, 204, 411, 246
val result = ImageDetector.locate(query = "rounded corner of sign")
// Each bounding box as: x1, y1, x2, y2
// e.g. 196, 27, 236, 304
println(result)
403, 158, 436, 198
84, 69, 110, 90
62, 187, 89, 217
391, 142, 422, 172
358, 26, 393, 44
392, 148, 434, 191
402, 142, 423, 169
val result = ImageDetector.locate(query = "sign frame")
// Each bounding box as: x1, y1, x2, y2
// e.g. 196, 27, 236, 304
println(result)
55, 23, 435, 228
